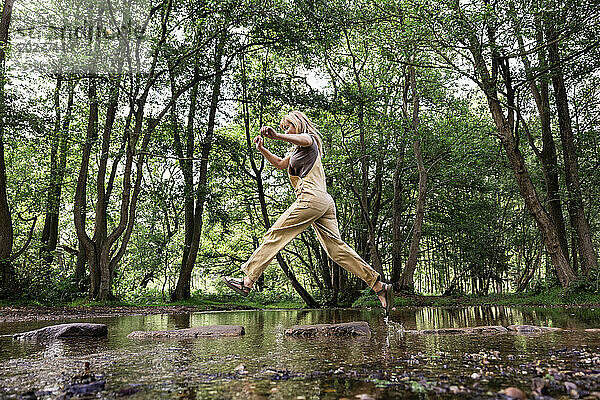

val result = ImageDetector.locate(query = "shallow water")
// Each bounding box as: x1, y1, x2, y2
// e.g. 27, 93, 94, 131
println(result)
1, 306, 600, 399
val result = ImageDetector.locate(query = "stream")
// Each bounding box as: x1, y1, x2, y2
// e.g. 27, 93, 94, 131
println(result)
1, 306, 599, 399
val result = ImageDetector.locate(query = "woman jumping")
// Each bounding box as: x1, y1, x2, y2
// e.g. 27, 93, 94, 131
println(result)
222, 111, 394, 314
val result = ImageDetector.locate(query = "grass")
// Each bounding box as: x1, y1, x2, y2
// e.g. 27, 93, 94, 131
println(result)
60, 292, 306, 310
351, 287, 600, 308
3, 288, 600, 309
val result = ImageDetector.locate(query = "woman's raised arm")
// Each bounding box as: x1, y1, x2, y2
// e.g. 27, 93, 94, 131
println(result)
253, 136, 290, 169
261, 125, 313, 147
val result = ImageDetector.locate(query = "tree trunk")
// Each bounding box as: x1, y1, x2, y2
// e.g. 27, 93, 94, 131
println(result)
318, 246, 332, 290
391, 143, 405, 286
0, 134, 11, 291
398, 65, 425, 292
477, 70, 575, 287
516, 18, 570, 263
74, 78, 100, 298
516, 242, 542, 292
457, 11, 576, 287
41, 78, 74, 265
400, 140, 426, 291
546, 17, 598, 275
343, 28, 384, 278
497, 105, 574, 287
74, 242, 87, 289
172, 36, 225, 301
73, 1, 209, 300
0, 0, 14, 295
40, 77, 62, 263
173, 76, 197, 291
96, 89, 144, 301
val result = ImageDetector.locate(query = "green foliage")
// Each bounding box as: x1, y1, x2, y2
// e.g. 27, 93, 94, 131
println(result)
2, 0, 600, 304
565, 269, 600, 296
351, 288, 414, 308
409, 381, 427, 394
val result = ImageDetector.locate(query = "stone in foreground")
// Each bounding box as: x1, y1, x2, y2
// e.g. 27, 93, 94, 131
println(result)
404, 326, 508, 335
507, 325, 562, 333
284, 321, 371, 337
13, 323, 108, 340
127, 325, 245, 339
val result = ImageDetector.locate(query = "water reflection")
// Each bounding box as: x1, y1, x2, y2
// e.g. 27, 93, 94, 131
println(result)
0, 306, 599, 399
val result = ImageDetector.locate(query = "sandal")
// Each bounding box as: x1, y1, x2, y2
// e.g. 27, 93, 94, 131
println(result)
222, 276, 251, 297
376, 283, 394, 316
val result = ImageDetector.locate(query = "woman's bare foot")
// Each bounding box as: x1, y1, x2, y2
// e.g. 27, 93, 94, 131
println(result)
373, 281, 394, 315
243, 276, 254, 289
372, 281, 387, 308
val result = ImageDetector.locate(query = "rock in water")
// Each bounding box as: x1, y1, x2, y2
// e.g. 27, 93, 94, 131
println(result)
127, 325, 245, 339
13, 323, 108, 340
284, 321, 371, 337
66, 381, 106, 396
507, 325, 563, 333
404, 326, 508, 335
500, 387, 526, 399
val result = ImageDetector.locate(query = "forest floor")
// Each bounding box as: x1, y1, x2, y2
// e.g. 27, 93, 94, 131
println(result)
1, 289, 600, 323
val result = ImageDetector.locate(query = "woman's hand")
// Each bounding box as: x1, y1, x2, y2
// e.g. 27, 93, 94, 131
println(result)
253, 135, 264, 151
260, 126, 279, 139
253, 134, 289, 169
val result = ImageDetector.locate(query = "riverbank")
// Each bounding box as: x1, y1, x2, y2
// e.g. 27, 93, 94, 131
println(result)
1, 288, 599, 323
353, 287, 600, 308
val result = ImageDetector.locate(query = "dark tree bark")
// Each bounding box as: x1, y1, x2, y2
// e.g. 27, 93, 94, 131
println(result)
516, 242, 542, 292
332, 260, 342, 304
74, 77, 100, 297
343, 28, 385, 278
40, 77, 62, 263
0, 136, 11, 290
74, 242, 87, 288
391, 142, 406, 286
465, 28, 576, 287
545, 15, 598, 275
0, 0, 15, 294
40, 78, 74, 265
399, 65, 426, 291
74, 107, 89, 289
172, 35, 226, 301
516, 17, 570, 264
171, 71, 197, 298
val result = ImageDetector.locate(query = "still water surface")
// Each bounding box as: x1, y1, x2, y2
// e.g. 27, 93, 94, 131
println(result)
1, 306, 599, 399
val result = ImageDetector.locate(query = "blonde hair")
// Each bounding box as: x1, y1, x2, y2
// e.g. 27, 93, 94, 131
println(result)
280, 110, 323, 155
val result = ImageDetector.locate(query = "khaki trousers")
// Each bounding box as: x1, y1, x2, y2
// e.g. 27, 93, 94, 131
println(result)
241, 191, 380, 288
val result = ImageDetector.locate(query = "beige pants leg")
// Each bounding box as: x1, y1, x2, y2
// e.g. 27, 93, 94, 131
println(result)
312, 201, 380, 288
242, 193, 381, 288
242, 199, 327, 282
